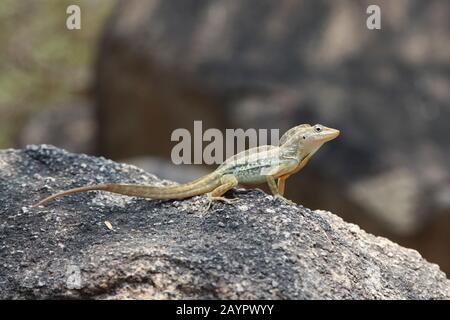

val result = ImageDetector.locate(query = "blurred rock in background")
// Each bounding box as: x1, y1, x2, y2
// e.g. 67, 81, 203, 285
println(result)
17, 101, 97, 154
92, 0, 450, 273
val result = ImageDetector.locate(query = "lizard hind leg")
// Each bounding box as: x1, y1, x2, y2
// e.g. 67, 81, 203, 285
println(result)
204, 174, 239, 211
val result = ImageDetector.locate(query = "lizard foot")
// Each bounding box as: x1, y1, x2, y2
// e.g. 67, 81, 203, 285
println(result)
203, 195, 238, 212
274, 194, 296, 206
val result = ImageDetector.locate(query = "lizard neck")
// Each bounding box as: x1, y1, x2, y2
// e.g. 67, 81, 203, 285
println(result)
279, 143, 305, 161
280, 141, 324, 163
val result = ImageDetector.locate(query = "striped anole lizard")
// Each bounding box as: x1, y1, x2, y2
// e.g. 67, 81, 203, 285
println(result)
32, 124, 339, 209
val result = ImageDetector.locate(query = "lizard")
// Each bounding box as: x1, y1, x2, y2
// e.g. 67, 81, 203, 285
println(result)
31, 124, 339, 209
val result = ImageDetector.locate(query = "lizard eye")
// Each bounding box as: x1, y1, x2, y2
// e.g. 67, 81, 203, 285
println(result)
315, 126, 322, 132
302, 135, 306, 139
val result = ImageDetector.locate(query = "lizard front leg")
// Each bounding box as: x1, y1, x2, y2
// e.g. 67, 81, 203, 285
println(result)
204, 174, 239, 211
277, 174, 290, 196
267, 176, 296, 205
275, 156, 310, 199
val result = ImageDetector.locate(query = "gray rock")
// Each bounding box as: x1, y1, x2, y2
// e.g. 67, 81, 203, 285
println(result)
0, 145, 448, 299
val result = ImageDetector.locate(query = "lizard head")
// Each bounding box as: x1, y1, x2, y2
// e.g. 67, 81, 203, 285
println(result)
280, 124, 340, 156
303, 124, 340, 144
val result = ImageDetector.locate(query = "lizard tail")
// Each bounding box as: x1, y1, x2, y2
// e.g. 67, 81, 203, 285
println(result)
31, 184, 111, 208
32, 173, 221, 208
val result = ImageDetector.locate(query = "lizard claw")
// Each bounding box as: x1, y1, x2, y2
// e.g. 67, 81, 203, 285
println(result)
274, 194, 296, 206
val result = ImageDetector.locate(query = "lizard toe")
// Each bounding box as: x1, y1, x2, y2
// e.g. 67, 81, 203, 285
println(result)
274, 194, 296, 206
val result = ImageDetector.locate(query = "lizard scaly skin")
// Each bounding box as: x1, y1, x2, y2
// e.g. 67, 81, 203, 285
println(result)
32, 124, 339, 208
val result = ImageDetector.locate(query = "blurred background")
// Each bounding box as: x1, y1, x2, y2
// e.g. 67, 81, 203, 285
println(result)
1, 0, 449, 275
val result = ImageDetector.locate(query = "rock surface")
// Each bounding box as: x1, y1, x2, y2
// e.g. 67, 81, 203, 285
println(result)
0, 145, 448, 299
